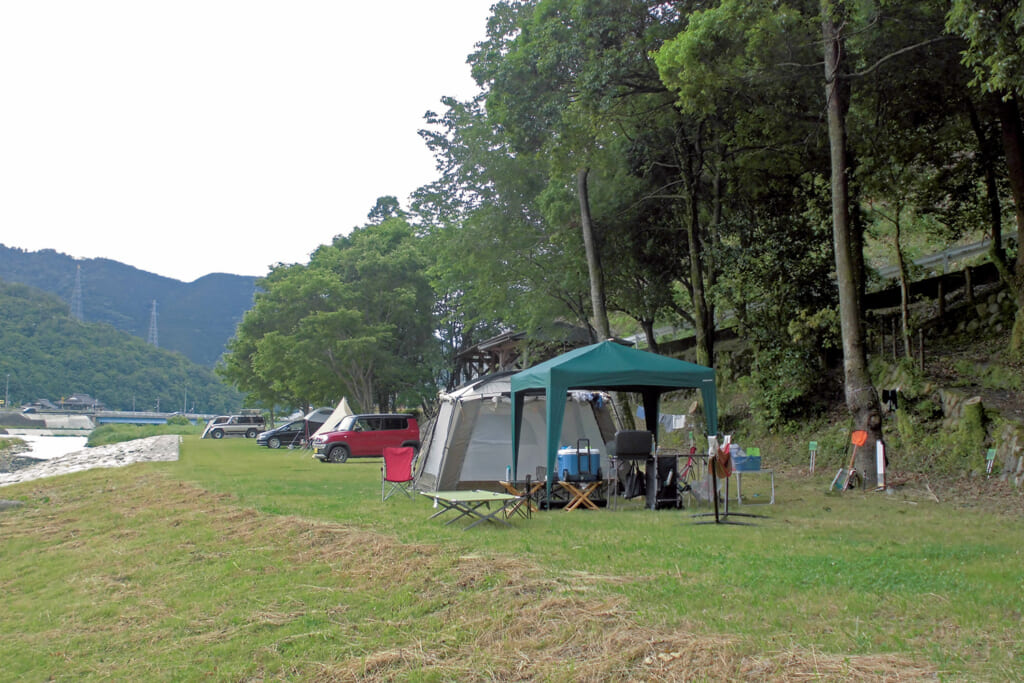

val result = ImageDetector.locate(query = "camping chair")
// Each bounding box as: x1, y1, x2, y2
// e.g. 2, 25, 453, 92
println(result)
381, 446, 416, 501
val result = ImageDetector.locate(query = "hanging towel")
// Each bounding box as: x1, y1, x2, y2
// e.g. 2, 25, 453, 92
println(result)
658, 413, 688, 432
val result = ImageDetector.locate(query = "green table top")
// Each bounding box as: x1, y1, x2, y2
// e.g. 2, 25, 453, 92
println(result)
422, 490, 517, 503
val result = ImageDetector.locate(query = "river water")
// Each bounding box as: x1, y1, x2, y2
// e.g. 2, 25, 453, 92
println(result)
4, 432, 89, 460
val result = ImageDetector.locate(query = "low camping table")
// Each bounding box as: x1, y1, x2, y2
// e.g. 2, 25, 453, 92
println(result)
558, 480, 602, 511
421, 490, 519, 530
500, 479, 545, 517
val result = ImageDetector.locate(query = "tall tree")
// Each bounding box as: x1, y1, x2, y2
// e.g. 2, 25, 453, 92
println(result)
472, 0, 737, 362
822, 1, 884, 475
654, 0, 839, 406
948, 0, 1024, 356
221, 214, 439, 413
416, 94, 595, 368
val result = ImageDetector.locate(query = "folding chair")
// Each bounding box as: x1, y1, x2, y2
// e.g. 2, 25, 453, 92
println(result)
381, 446, 416, 501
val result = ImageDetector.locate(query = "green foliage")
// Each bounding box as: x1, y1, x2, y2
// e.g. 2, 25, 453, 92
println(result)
947, 0, 1024, 97
0, 436, 24, 452
953, 359, 1024, 390
220, 215, 440, 413
0, 279, 242, 413
744, 344, 830, 427
655, 0, 817, 119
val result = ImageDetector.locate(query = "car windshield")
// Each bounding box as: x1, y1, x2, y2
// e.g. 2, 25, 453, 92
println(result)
335, 415, 358, 432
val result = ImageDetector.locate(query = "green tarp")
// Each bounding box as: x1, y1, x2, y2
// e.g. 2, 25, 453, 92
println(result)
510, 340, 718, 499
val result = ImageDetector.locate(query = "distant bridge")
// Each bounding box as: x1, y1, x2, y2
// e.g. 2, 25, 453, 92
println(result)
93, 411, 215, 426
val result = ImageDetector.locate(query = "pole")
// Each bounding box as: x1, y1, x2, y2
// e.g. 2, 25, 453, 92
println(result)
875, 440, 887, 490
4, 374, 8, 409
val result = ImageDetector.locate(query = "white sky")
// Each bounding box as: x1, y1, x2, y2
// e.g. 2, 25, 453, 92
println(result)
0, 1, 491, 282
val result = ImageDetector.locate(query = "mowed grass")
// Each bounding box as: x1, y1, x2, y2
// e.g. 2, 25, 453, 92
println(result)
1, 436, 1022, 681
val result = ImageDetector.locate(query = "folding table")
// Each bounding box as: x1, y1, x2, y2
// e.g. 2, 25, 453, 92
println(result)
421, 490, 519, 530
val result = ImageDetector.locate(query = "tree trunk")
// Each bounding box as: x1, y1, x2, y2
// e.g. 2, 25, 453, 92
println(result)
686, 175, 713, 368
578, 166, 635, 430
894, 213, 913, 360
966, 97, 1005, 261
995, 96, 1024, 358
578, 167, 611, 340
641, 319, 660, 353
822, 4, 883, 487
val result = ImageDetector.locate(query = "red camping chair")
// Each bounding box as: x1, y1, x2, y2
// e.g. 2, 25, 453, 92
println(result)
381, 446, 416, 501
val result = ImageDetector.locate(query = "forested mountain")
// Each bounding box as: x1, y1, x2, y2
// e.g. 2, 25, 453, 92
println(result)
0, 279, 243, 413
0, 245, 257, 367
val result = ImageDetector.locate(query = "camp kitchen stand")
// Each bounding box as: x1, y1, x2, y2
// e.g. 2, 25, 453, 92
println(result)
608, 430, 681, 510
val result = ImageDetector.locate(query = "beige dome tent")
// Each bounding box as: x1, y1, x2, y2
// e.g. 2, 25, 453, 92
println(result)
413, 372, 617, 493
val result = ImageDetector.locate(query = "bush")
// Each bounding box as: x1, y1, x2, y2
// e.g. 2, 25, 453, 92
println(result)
87, 422, 202, 447
747, 345, 827, 428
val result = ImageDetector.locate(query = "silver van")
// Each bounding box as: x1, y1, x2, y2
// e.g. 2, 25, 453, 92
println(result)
201, 414, 266, 439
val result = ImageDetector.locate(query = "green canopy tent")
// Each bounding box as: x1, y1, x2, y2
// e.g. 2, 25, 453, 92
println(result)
510, 340, 719, 503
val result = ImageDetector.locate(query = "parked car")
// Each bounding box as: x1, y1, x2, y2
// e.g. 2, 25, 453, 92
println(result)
304, 407, 334, 422
256, 418, 325, 449
311, 413, 419, 463
201, 414, 266, 439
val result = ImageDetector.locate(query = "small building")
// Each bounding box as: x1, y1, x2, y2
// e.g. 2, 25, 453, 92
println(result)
61, 394, 105, 411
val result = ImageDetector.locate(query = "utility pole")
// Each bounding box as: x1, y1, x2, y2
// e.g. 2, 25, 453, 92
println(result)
147, 300, 159, 347
70, 265, 84, 321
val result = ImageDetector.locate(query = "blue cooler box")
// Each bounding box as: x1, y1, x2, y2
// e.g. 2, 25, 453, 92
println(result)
557, 446, 601, 481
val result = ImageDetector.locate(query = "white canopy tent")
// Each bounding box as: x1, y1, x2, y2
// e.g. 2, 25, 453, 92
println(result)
413, 372, 617, 493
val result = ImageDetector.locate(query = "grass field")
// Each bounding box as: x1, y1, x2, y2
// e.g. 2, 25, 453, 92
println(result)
1, 436, 1022, 681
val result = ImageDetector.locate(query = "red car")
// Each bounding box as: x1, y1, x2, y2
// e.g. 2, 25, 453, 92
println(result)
311, 413, 419, 463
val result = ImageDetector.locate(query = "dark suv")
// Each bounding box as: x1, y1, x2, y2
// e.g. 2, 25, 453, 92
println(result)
311, 413, 419, 463
256, 417, 326, 449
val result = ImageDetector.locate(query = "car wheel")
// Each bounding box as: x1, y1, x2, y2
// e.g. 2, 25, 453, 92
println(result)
327, 444, 350, 463
246, 428, 258, 438
268, 436, 282, 449
211, 429, 224, 439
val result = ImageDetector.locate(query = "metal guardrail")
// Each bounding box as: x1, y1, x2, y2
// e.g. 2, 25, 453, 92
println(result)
619, 240, 1000, 349
874, 239, 991, 281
